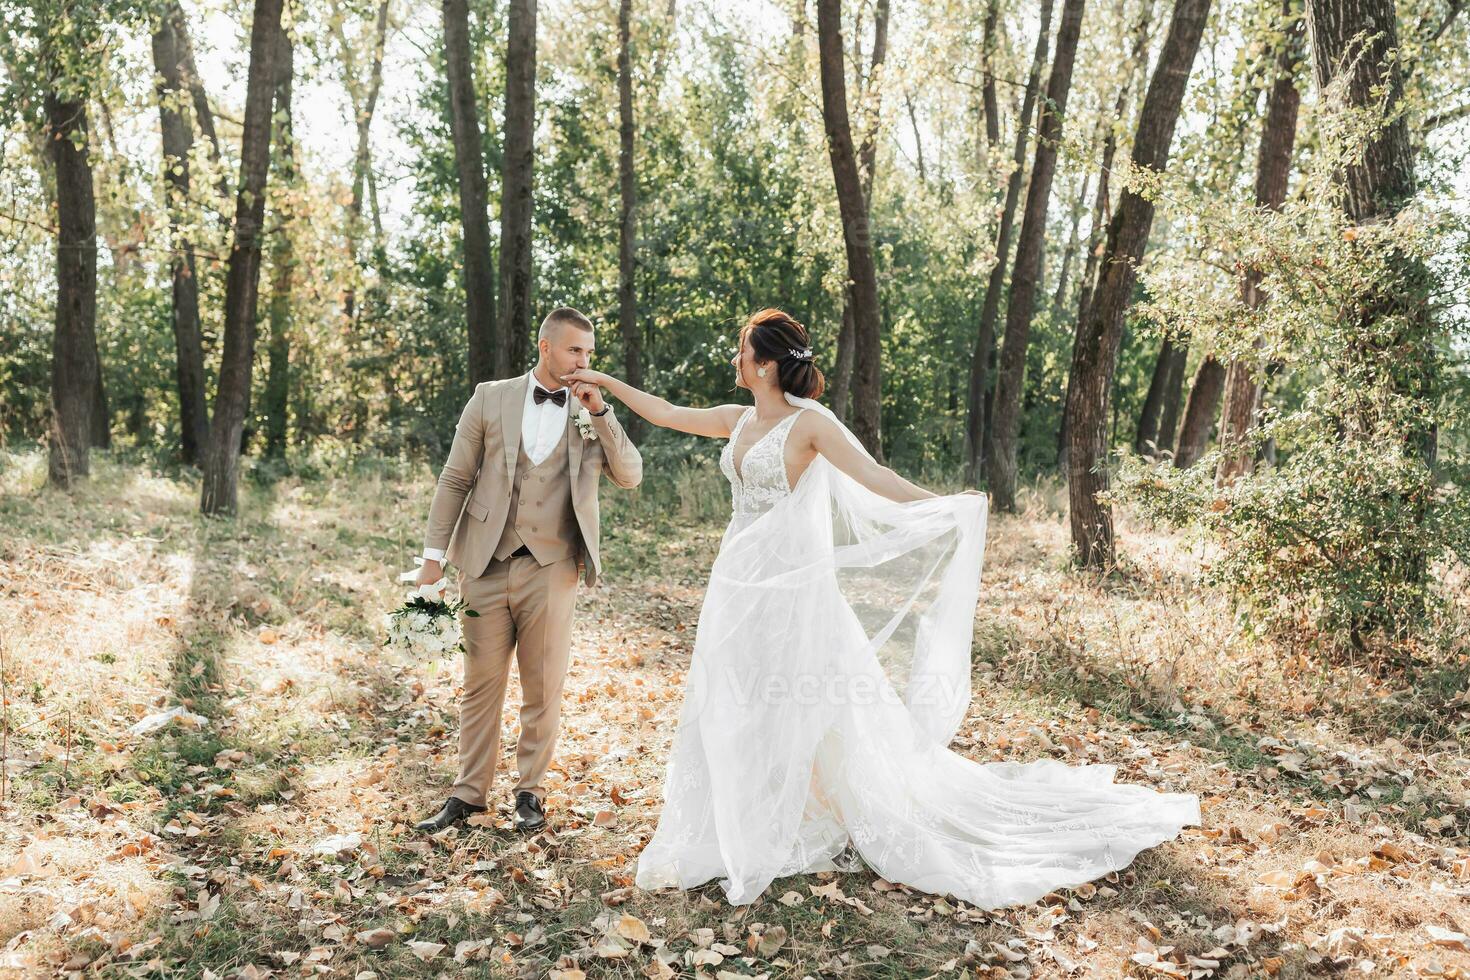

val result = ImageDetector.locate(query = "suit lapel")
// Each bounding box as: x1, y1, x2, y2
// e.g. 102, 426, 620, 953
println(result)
502, 374, 530, 481
567, 404, 583, 481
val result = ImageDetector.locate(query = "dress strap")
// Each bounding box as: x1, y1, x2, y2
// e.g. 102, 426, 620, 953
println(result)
729, 405, 755, 442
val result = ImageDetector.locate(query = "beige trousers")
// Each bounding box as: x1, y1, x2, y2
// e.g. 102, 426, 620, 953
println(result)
450, 553, 580, 806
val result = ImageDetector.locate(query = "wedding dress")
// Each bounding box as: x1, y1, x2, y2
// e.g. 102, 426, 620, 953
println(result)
633, 393, 1201, 909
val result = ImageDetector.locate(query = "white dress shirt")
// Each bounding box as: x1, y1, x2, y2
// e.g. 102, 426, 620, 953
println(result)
520, 368, 573, 466
422, 370, 570, 563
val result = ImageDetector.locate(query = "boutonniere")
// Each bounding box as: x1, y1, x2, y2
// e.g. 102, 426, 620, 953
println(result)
574, 407, 600, 440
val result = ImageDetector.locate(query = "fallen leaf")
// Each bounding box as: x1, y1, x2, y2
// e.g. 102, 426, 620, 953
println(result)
407, 941, 444, 961
356, 928, 396, 949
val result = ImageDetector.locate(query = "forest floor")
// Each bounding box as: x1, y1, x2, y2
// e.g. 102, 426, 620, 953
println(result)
3, 448, 1470, 979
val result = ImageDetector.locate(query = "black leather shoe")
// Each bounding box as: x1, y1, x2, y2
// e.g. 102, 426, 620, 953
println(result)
513, 791, 546, 832
414, 796, 486, 832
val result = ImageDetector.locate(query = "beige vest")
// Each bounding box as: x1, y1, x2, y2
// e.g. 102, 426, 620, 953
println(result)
491, 424, 582, 567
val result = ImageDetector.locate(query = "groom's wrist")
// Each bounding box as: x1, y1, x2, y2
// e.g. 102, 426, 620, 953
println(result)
590, 404, 610, 417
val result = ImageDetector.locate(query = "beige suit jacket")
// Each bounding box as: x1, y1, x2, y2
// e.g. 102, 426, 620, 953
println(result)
423, 374, 642, 587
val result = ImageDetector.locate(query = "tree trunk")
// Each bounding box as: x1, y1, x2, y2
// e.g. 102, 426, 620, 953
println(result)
443, 0, 496, 385
46, 93, 99, 488
1307, 0, 1416, 226
1173, 355, 1224, 467
963, 0, 1055, 485
831, 300, 855, 422
498, 0, 537, 379
980, 0, 1002, 149
831, 0, 888, 432
1214, 1, 1305, 481
616, 0, 643, 442
1065, 0, 1212, 567
341, 0, 390, 326
1052, 168, 1091, 314
157, 0, 229, 213
264, 26, 295, 458
817, 0, 885, 459
1135, 338, 1176, 456
1156, 338, 1188, 455
151, 4, 211, 465
986, 0, 1086, 511
90, 343, 110, 449
903, 89, 926, 182
1073, 0, 1152, 337
1059, 0, 1153, 477
199, 0, 284, 515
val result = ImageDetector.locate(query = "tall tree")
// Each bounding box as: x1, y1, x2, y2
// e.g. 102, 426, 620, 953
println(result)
1064, 0, 1212, 567
1178, 0, 1304, 471
332, 0, 391, 326
1051, 167, 1092, 314
963, 0, 1055, 485
264, 23, 296, 458
617, 0, 643, 442
986, 0, 1086, 510
199, 0, 285, 514
1135, 335, 1188, 456
1134, 334, 1181, 455
176, 9, 225, 205
979, 0, 1002, 147
442, 0, 496, 384
45, 88, 100, 488
497, 0, 537, 378
1057, 0, 1153, 470
830, 0, 889, 425
1205, 0, 1311, 478
817, 0, 884, 458
1156, 339, 1188, 454
151, 1, 211, 465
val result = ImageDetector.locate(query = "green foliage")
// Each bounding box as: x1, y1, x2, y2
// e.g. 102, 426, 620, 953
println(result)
1113, 85, 1470, 648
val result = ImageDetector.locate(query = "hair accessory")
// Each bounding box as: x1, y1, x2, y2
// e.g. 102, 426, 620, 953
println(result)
787, 347, 814, 360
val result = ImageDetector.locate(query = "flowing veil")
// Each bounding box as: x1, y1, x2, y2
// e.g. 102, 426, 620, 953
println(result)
775, 392, 989, 746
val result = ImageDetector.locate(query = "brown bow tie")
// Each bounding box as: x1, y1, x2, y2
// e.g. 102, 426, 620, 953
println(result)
533, 385, 567, 407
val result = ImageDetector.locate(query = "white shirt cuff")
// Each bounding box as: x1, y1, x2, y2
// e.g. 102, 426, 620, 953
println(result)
422, 547, 446, 562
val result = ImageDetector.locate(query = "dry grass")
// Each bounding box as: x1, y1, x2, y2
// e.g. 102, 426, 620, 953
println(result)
2, 449, 1470, 978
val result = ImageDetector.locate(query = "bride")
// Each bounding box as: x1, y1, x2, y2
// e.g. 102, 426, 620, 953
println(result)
563, 307, 1200, 909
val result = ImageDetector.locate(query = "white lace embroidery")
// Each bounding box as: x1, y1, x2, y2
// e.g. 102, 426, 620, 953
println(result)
719, 406, 804, 520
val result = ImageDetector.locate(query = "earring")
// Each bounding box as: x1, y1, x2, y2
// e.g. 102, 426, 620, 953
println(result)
756, 367, 767, 378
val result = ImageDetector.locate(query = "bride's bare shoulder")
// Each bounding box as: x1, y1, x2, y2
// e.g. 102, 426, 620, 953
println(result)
789, 406, 840, 444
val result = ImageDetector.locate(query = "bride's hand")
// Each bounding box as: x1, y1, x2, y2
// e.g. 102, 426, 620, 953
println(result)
561, 368, 610, 388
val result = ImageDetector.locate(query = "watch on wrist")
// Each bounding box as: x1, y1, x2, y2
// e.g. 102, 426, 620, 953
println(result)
591, 405, 610, 417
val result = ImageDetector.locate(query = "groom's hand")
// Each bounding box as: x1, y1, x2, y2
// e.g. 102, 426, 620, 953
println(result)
416, 559, 444, 588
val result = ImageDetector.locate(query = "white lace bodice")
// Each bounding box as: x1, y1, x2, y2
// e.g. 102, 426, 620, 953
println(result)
719, 406, 806, 520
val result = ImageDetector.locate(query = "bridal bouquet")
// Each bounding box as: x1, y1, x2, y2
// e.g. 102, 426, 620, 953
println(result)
383, 562, 477, 664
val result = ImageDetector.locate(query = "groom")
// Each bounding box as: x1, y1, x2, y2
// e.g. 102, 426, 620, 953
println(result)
413, 306, 642, 833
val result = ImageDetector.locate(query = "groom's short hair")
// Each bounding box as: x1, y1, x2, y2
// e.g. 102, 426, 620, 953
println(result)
539, 307, 594, 342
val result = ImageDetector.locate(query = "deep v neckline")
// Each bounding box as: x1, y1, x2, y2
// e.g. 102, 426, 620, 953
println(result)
730, 407, 799, 484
